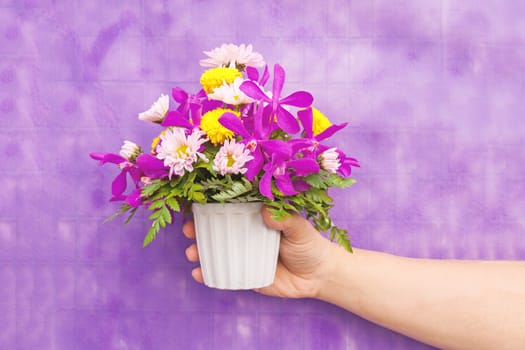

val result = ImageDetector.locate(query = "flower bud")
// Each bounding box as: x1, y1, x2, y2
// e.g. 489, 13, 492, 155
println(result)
119, 140, 143, 162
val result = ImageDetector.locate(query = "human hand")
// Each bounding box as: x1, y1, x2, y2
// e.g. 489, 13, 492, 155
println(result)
182, 206, 337, 298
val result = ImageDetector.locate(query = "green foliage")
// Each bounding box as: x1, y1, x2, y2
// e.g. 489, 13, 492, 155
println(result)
104, 203, 132, 223
211, 178, 254, 202
104, 149, 356, 251
265, 171, 355, 252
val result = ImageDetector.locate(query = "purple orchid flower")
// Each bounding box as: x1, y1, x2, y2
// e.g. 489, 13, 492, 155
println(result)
162, 88, 221, 130
298, 107, 348, 142
257, 140, 320, 200
89, 152, 143, 207
335, 150, 360, 177
135, 154, 169, 179
90, 152, 170, 207
246, 65, 270, 87
219, 104, 273, 180
292, 107, 348, 156
295, 108, 360, 177
240, 64, 314, 134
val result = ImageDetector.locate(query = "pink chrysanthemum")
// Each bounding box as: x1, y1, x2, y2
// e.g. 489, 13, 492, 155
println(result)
155, 128, 208, 178
213, 139, 254, 175
200, 43, 265, 69
319, 147, 341, 174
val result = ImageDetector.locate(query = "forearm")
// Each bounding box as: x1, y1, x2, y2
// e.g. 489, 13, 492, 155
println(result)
317, 246, 525, 350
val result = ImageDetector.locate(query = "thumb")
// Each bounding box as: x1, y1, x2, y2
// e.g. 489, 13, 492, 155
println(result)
261, 206, 318, 242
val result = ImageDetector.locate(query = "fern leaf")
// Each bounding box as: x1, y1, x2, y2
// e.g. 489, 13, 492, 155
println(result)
104, 203, 132, 223
124, 207, 138, 224
211, 181, 252, 202
143, 221, 160, 247
166, 197, 180, 212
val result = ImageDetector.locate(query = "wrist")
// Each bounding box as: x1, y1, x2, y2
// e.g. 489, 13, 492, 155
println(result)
315, 245, 360, 306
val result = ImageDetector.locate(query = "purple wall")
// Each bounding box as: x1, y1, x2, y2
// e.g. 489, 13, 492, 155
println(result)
2, 0, 524, 349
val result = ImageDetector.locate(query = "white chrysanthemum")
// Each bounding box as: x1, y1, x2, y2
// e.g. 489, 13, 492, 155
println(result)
199, 43, 265, 69
207, 77, 254, 105
138, 94, 169, 123
319, 148, 341, 174
119, 140, 142, 162
213, 139, 254, 176
155, 128, 208, 178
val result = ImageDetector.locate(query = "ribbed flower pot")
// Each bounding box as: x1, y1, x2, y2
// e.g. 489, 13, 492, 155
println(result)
192, 202, 281, 290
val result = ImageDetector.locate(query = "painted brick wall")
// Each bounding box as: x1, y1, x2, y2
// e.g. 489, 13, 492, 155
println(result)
2, 0, 524, 349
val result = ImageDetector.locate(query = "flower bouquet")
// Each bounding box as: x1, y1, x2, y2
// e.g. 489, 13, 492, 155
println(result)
90, 43, 359, 289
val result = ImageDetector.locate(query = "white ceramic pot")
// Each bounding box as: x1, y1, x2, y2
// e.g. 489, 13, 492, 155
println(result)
192, 202, 281, 290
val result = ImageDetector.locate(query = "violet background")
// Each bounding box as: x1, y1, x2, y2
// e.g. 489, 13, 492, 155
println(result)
2, 0, 525, 349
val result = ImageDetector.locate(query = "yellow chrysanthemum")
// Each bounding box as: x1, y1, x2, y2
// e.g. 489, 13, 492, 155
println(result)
200, 67, 242, 94
151, 129, 167, 153
200, 108, 239, 145
312, 107, 333, 136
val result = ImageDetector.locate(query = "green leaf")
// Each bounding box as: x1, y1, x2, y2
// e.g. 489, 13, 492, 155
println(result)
327, 175, 357, 188
147, 200, 165, 211
307, 188, 333, 204
329, 227, 336, 241
192, 191, 206, 203
333, 227, 353, 252
160, 205, 172, 225
124, 207, 138, 224
211, 180, 253, 202
143, 221, 160, 247
166, 197, 180, 212
141, 179, 168, 198
305, 173, 326, 189
148, 210, 161, 221
103, 203, 132, 223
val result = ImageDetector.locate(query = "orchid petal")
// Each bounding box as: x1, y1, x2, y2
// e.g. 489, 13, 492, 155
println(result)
257, 105, 275, 139
259, 170, 274, 200
260, 65, 270, 86
275, 174, 297, 196
112, 170, 127, 196
280, 91, 313, 107
287, 158, 320, 176
253, 104, 264, 139
125, 188, 142, 208
202, 99, 223, 113
316, 122, 348, 141
246, 66, 259, 81
89, 152, 126, 165
110, 195, 126, 202
337, 154, 360, 177
338, 163, 352, 177
161, 110, 192, 128
289, 139, 314, 154
260, 140, 291, 157
195, 89, 207, 99
240, 81, 271, 102
347, 157, 360, 167
245, 148, 264, 181
297, 108, 313, 138
172, 87, 188, 103
272, 64, 285, 100
189, 102, 202, 125
129, 167, 142, 184
219, 112, 250, 137
136, 154, 168, 179
276, 105, 300, 134
292, 179, 311, 192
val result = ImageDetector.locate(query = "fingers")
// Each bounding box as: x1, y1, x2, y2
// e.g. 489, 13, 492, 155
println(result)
185, 243, 199, 262
182, 220, 196, 239
191, 267, 204, 283
182, 220, 204, 284
261, 206, 318, 242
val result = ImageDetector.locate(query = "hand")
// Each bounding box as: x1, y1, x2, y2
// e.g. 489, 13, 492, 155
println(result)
182, 206, 337, 298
